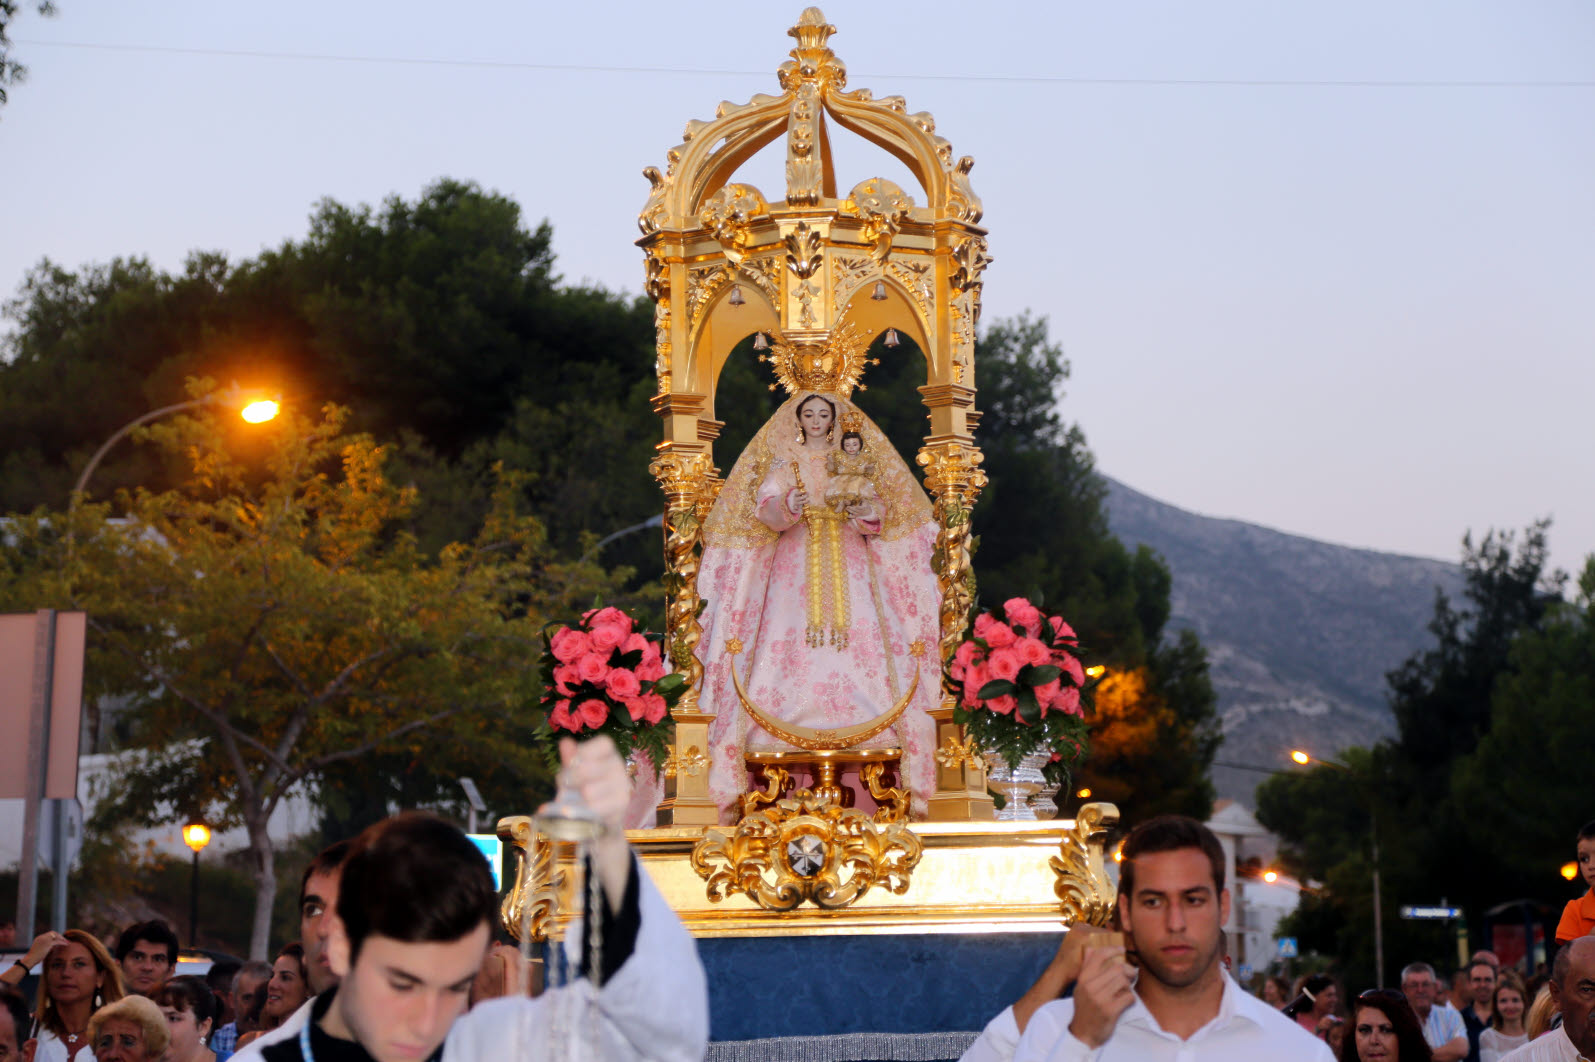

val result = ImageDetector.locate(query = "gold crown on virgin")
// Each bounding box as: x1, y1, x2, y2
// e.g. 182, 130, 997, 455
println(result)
758, 322, 879, 396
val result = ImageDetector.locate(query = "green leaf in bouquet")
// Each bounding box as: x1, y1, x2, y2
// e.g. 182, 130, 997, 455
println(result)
614, 649, 644, 669
1017, 687, 1041, 725
976, 679, 1015, 699
1025, 664, 1061, 684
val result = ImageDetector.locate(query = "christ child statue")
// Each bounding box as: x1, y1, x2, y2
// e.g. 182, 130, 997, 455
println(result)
824, 424, 880, 514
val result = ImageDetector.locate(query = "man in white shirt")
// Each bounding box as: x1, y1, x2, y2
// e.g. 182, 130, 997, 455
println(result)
1499, 936, 1595, 1061
979, 814, 1331, 1061
1402, 961, 1469, 1061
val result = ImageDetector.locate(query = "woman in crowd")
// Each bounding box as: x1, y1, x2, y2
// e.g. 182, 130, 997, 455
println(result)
1290, 973, 1343, 1033
32, 931, 126, 1062
152, 977, 216, 1062
1341, 988, 1433, 1062
1479, 970, 1529, 1061
88, 996, 168, 1062
1262, 975, 1291, 1008
233, 945, 306, 1049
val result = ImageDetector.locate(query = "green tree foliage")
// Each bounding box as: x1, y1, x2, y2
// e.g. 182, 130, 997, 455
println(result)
0, 393, 620, 956
0, 1, 54, 110
1452, 555, 1595, 890
1255, 525, 1585, 989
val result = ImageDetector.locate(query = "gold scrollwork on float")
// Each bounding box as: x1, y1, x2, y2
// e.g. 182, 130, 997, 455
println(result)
663, 744, 709, 779
691, 789, 923, 911
700, 183, 769, 268
933, 733, 981, 770
497, 815, 565, 942
1050, 801, 1120, 928
842, 177, 914, 263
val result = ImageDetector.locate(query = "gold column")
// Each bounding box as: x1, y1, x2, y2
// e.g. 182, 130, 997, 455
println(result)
917, 437, 992, 820
648, 448, 720, 826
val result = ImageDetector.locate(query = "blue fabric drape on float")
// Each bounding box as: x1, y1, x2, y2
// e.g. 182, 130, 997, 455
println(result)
699, 933, 1060, 1062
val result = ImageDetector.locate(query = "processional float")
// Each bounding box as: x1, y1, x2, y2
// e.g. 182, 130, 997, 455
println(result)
499, 8, 1120, 1051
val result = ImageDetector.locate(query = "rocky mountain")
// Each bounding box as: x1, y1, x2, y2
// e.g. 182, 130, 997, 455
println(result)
1102, 477, 1464, 806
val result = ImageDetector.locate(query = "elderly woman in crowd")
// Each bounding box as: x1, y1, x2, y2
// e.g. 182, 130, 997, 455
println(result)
152, 977, 216, 1062
32, 931, 126, 1062
87, 996, 168, 1062
1341, 988, 1433, 1062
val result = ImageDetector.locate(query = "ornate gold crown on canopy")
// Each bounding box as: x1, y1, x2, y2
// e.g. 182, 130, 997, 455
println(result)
757, 322, 878, 396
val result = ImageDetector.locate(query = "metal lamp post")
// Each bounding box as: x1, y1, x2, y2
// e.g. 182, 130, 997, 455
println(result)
72, 387, 278, 501
1291, 749, 1386, 988
182, 822, 211, 947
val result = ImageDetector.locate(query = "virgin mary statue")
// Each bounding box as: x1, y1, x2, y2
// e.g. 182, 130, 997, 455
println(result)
696, 336, 942, 822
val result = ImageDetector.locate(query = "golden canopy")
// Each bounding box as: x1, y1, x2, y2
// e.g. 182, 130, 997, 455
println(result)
640, 8, 993, 824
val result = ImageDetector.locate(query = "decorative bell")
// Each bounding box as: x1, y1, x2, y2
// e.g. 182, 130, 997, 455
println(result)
871, 280, 888, 301
728, 286, 746, 307
753, 332, 769, 351
884, 328, 900, 348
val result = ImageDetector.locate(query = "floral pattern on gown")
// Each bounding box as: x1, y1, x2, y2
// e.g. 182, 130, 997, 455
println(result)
693, 391, 941, 822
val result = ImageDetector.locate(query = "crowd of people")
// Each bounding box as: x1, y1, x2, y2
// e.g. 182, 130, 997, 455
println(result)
0, 737, 708, 1062
0, 757, 1589, 1062
961, 817, 1595, 1061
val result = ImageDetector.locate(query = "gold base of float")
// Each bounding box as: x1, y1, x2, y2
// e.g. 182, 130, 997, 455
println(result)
499, 801, 1120, 941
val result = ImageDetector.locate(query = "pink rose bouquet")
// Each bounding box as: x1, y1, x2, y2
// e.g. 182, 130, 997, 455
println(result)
948, 597, 1095, 782
538, 605, 685, 772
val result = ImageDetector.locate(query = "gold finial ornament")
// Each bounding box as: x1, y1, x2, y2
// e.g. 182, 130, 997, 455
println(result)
640, 8, 996, 823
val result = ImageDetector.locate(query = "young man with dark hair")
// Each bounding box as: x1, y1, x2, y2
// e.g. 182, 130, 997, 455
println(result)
1460, 958, 1496, 1062
115, 920, 179, 997
971, 815, 1331, 1061
229, 840, 358, 1062
257, 737, 706, 1062
300, 841, 354, 998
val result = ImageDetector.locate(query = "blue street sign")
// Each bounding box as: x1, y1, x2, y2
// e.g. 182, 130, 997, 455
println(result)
1277, 937, 1298, 958
1237, 963, 1254, 981
1399, 905, 1463, 920
467, 833, 503, 892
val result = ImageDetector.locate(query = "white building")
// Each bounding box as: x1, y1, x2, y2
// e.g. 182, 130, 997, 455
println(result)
1208, 799, 1302, 976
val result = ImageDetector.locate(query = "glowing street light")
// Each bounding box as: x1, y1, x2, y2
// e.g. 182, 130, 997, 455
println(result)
1085, 665, 1107, 679
1290, 749, 1312, 765
182, 824, 211, 852
183, 821, 211, 947
240, 399, 280, 424
1263, 869, 1279, 884
72, 384, 283, 500
1076, 787, 1092, 799
1563, 862, 1580, 882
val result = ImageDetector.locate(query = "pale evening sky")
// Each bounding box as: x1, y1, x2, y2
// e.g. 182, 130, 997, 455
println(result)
2, 1, 1592, 579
